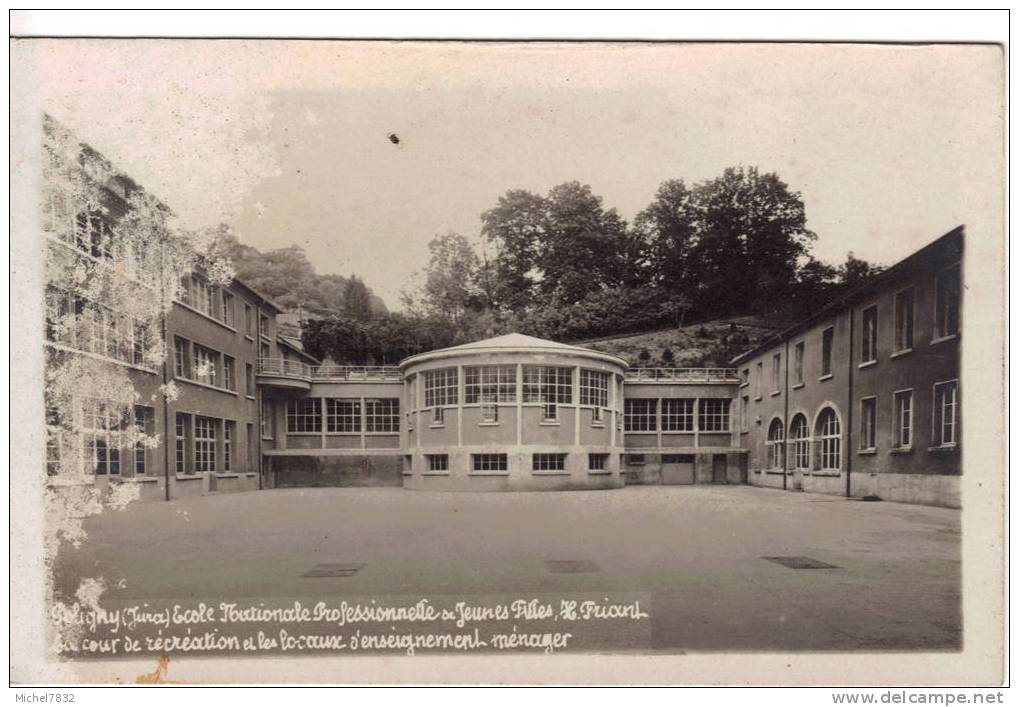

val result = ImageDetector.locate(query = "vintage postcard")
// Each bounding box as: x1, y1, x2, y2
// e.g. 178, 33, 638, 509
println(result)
9, 34, 1006, 686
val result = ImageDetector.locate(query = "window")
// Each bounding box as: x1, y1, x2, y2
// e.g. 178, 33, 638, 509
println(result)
588, 454, 607, 471
767, 418, 785, 469
472, 454, 507, 472
935, 266, 961, 339
860, 397, 877, 450
259, 313, 270, 339
424, 368, 458, 407
579, 369, 609, 408
287, 399, 322, 433
625, 454, 646, 465
326, 399, 361, 433
522, 366, 572, 404
661, 398, 694, 432
223, 421, 234, 472
741, 395, 749, 432
223, 356, 236, 391
45, 397, 63, 476
175, 413, 189, 473
247, 423, 256, 473
464, 365, 516, 403
740, 368, 750, 387
245, 363, 254, 396
790, 414, 810, 470
533, 453, 567, 471
624, 399, 656, 432
755, 362, 763, 398
814, 407, 841, 471
428, 454, 449, 472
933, 381, 959, 447
862, 305, 878, 362
193, 345, 219, 386
699, 399, 731, 432
134, 406, 152, 475
194, 416, 217, 472
221, 291, 235, 327
432, 406, 445, 425
893, 390, 913, 449
771, 353, 781, 393
481, 399, 498, 423
261, 401, 274, 439
132, 322, 149, 366
245, 304, 254, 337
260, 342, 271, 361
894, 289, 914, 352
542, 402, 558, 422
821, 327, 834, 377
366, 398, 399, 433
794, 342, 804, 385
81, 399, 126, 476
75, 212, 114, 260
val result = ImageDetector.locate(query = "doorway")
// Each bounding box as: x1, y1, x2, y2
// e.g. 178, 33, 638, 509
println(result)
661, 454, 695, 485
711, 454, 728, 484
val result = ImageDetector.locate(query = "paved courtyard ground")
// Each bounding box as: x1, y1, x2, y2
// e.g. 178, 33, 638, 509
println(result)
53, 485, 961, 652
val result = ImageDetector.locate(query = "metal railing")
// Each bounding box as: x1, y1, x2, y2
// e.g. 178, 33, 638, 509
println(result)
257, 359, 401, 381
623, 367, 739, 382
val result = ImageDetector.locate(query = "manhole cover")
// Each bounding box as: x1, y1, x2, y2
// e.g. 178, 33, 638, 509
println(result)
302, 563, 365, 578
546, 560, 600, 574
762, 556, 839, 570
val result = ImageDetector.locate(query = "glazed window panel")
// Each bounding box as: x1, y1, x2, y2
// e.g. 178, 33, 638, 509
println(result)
522, 366, 572, 404
933, 380, 959, 447
221, 291, 235, 327
821, 327, 834, 377
81, 399, 128, 475
935, 266, 961, 339
790, 414, 810, 470
287, 398, 322, 433
860, 397, 877, 450
766, 418, 785, 469
794, 342, 804, 385
424, 368, 459, 407
771, 353, 781, 392
895, 289, 915, 351
175, 413, 190, 473
223, 356, 236, 391
194, 416, 217, 473
134, 405, 153, 475
326, 399, 361, 433
472, 454, 507, 472
893, 390, 913, 449
579, 369, 609, 408
366, 398, 400, 433
698, 399, 731, 432
661, 398, 694, 432
588, 454, 607, 471
862, 305, 878, 362
533, 453, 567, 471
624, 399, 656, 432
223, 420, 234, 472
814, 407, 841, 471
193, 344, 220, 387
464, 365, 516, 404
427, 454, 449, 472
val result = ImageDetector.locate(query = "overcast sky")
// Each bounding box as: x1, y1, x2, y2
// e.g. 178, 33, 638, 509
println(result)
18, 40, 1002, 310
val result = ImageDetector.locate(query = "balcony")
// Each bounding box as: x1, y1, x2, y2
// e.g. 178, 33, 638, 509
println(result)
256, 359, 402, 390
624, 367, 739, 383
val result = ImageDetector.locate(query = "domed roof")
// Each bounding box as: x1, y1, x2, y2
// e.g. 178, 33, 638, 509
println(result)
399, 332, 628, 369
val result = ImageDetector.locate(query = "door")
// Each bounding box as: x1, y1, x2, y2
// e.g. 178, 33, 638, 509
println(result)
661, 454, 695, 485
711, 454, 727, 484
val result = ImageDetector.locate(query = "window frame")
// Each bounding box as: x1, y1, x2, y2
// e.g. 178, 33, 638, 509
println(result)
287, 398, 322, 434
934, 264, 961, 341
472, 453, 508, 473
532, 453, 567, 472
814, 407, 842, 471
661, 398, 695, 432
893, 287, 915, 354
366, 398, 400, 433
193, 415, 217, 473
861, 304, 878, 364
766, 417, 785, 470
790, 413, 810, 470
892, 388, 914, 450
820, 327, 834, 379
624, 398, 657, 432
698, 398, 731, 433
932, 380, 959, 448
859, 396, 877, 451
424, 367, 459, 408
326, 398, 361, 433
427, 454, 449, 472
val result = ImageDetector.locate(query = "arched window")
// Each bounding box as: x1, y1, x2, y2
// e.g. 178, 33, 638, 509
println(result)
814, 407, 841, 471
766, 418, 785, 470
790, 414, 810, 470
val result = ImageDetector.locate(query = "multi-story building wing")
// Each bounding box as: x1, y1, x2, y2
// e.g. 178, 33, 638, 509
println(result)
732, 227, 962, 507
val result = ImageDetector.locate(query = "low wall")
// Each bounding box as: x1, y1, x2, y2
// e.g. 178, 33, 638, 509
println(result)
851, 473, 961, 509
269, 454, 404, 488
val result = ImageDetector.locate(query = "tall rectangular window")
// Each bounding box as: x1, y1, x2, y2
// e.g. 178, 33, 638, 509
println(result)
175, 413, 189, 474
424, 368, 459, 407
754, 362, 763, 398
259, 313, 270, 339
464, 365, 516, 403
245, 363, 254, 396
223, 421, 234, 472
933, 380, 959, 447
223, 356, 236, 391
794, 342, 804, 385
935, 265, 961, 339
81, 399, 125, 476
261, 400, 274, 439
741, 395, 749, 432
821, 327, 834, 377
287, 399, 322, 433
194, 416, 217, 472
326, 399, 360, 433
193, 345, 219, 386
661, 398, 695, 432
132, 321, 149, 366
532, 453, 566, 471
771, 353, 781, 393
174, 337, 189, 379
134, 406, 153, 475
893, 390, 913, 449
366, 398, 400, 432
472, 454, 507, 472
698, 399, 731, 432
624, 399, 657, 432
221, 291, 235, 326
860, 397, 877, 450
245, 305, 254, 337
579, 369, 609, 408
862, 305, 878, 363
894, 288, 914, 352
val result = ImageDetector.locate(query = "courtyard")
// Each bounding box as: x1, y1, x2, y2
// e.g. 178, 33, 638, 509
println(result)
53, 485, 961, 653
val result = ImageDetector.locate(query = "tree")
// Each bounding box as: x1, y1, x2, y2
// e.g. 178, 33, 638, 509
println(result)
419, 232, 483, 324
342, 275, 373, 321
633, 179, 698, 290
837, 252, 884, 288
480, 189, 546, 311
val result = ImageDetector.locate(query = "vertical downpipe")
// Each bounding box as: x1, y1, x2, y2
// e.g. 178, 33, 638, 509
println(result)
160, 241, 171, 501
846, 307, 854, 498
783, 339, 789, 491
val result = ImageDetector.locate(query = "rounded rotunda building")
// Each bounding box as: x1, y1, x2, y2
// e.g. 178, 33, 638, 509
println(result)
399, 333, 628, 491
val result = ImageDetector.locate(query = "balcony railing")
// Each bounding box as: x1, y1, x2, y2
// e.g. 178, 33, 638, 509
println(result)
623, 367, 739, 383
257, 359, 401, 382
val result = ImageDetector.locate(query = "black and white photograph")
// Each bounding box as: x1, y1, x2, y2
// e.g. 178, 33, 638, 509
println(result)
9, 11, 1007, 690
